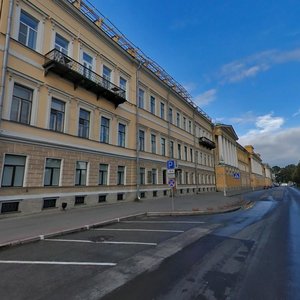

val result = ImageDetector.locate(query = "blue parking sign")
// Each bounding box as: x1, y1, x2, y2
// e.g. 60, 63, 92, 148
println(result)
167, 160, 175, 169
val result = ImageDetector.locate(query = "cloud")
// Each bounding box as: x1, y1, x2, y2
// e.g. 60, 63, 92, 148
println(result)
292, 109, 300, 117
229, 111, 257, 124
193, 89, 217, 107
218, 48, 300, 84
237, 114, 300, 167
239, 127, 300, 167
183, 82, 197, 93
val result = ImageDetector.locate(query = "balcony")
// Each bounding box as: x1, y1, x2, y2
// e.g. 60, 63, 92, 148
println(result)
43, 49, 126, 108
199, 136, 216, 150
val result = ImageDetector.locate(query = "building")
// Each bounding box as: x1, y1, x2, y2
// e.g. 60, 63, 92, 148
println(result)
237, 143, 251, 191
0, 0, 216, 215
213, 124, 240, 195
244, 145, 265, 190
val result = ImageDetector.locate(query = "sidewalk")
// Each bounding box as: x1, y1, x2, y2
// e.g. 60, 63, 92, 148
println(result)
0, 192, 246, 248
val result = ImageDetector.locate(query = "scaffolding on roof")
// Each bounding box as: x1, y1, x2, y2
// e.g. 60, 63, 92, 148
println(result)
66, 0, 212, 122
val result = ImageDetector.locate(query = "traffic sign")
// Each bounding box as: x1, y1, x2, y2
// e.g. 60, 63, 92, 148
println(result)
233, 173, 240, 179
167, 160, 175, 169
167, 169, 175, 174
168, 178, 176, 187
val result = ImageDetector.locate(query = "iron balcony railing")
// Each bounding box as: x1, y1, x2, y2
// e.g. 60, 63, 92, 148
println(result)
199, 136, 216, 150
43, 49, 126, 107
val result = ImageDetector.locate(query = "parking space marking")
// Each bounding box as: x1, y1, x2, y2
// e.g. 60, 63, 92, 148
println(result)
45, 238, 157, 246
93, 228, 184, 233
0, 260, 116, 266
121, 220, 206, 224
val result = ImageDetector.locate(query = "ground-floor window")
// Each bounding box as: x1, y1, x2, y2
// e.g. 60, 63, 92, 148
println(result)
1, 154, 26, 187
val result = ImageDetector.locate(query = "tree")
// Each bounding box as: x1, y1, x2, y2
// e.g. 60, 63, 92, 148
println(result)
292, 162, 300, 185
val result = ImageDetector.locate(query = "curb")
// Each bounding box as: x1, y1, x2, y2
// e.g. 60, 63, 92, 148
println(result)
0, 212, 146, 250
0, 203, 248, 249
147, 204, 243, 217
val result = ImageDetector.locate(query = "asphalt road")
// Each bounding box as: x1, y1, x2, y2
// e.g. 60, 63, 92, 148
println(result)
0, 187, 299, 300
102, 187, 300, 300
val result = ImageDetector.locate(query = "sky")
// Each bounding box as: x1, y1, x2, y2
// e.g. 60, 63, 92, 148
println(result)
89, 0, 300, 167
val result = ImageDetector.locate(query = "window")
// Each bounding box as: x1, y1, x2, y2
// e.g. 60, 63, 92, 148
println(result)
117, 166, 125, 185
162, 169, 167, 184
178, 171, 182, 184
161, 138, 166, 156
139, 167, 145, 185
100, 117, 110, 143
153, 191, 157, 197
151, 168, 157, 184
184, 146, 188, 161
151, 134, 156, 154
1, 202, 19, 213
43, 198, 57, 209
140, 192, 146, 198
178, 144, 182, 160
55, 33, 68, 55
10, 83, 32, 124
50, 98, 65, 132
1, 155, 26, 187
119, 77, 127, 91
103, 65, 112, 89
150, 96, 156, 114
160, 102, 165, 119
139, 130, 145, 151
44, 158, 61, 186
176, 112, 180, 127
75, 196, 85, 205
138, 88, 144, 108
120, 77, 127, 98
117, 193, 124, 201
189, 120, 192, 133
78, 108, 90, 138
183, 117, 186, 130
83, 52, 93, 79
168, 107, 173, 123
18, 10, 38, 50
170, 141, 174, 158
118, 123, 126, 147
185, 172, 189, 184
75, 161, 87, 186
190, 148, 193, 162
98, 195, 107, 202
99, 164, 108, 185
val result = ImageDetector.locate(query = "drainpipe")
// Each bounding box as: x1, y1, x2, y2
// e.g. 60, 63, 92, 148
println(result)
135, 61, 142, 200
192, 109, 198, 193
0, 0, 14, 126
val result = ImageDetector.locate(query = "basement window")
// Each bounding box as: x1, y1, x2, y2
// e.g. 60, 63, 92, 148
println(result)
75, 196, 85, 205
1, 202, 19, 213
43, 198, 57, 209
98, 195, 107, 203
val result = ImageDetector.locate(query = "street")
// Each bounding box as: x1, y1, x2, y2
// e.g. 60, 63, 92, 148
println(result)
0, 187, 299, 299
102, 187, 300, 300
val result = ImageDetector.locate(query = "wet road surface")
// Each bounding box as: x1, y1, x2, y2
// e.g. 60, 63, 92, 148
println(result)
102, 187, 300, 300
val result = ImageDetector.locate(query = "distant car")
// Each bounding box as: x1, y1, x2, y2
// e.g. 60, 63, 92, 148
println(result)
280, 183, 288, 186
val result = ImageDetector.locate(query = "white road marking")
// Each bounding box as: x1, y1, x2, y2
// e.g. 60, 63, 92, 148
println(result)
93, 228, 184, 233
0, 260, 116, 266
121, 220, 205, 224
45, 238, 157, 246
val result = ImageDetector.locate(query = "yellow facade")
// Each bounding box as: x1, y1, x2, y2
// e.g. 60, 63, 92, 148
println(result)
0, 0, 216, 215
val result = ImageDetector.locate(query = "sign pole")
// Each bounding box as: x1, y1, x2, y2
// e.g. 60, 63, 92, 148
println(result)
171, 187, 174, 211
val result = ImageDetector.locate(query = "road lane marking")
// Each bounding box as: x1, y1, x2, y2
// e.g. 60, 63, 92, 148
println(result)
93, 228, 184, 233
0, 260, 116, 266
45, 238, 157, 246
121, 220, 205, 224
